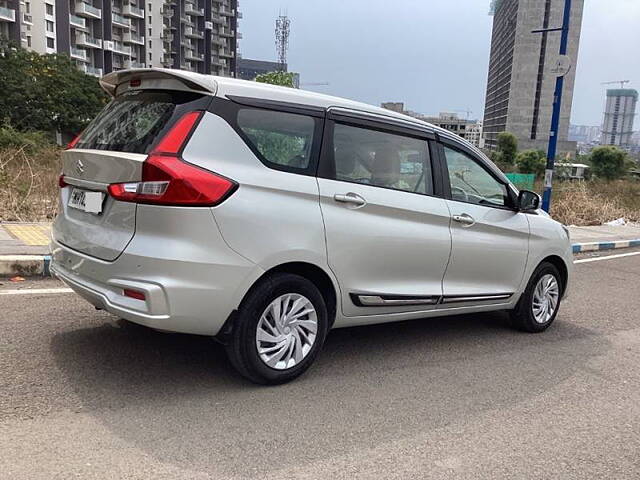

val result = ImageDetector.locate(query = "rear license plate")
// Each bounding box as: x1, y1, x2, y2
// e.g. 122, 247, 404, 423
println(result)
68, 188, 104, 214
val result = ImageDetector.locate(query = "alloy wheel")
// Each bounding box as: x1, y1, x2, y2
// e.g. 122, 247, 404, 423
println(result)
255, 293, 318, 370
532, 274, 559, 324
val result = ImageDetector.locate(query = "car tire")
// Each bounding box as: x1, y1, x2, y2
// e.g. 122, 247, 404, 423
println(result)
511, 262, 563, 333
225, 273, 329, 385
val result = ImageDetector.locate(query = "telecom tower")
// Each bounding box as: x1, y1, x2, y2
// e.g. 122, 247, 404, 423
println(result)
275, 13, 290, 72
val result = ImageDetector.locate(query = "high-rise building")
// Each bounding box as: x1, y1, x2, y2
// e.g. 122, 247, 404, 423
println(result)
483, 0, 584, 154
601, 89, 638, 148
6, 1, 240, 78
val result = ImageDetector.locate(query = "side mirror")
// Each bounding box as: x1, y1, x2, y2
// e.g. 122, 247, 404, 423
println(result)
517, 190, 541, 212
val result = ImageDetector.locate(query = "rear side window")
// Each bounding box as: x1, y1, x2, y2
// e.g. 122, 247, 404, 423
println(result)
330, 123, 433, 195
76, 90, 205, 153
237, 108, 316, 170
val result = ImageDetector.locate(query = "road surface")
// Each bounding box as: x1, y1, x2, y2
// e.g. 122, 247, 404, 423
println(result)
1, 250, 639, 479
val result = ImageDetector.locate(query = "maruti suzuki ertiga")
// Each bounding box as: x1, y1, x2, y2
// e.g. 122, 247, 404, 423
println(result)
52, 69, 572, 384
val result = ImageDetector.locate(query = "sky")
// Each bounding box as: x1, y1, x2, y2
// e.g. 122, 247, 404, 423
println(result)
237, 0, 640, 127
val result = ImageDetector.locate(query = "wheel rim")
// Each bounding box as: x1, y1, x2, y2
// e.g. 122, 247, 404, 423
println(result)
256, 293, 318, 370
532, 274, 559, 324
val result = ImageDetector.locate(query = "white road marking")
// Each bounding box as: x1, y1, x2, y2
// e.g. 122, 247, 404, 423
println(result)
0, 287, 73, 295
574, 251, 640, 264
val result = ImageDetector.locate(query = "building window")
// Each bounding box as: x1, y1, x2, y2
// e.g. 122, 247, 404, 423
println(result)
27, 36, 32, 47
46, 20, 54, 33
148, 28, 152, 36
46, 37, 54, 49
46, 3, 53, 15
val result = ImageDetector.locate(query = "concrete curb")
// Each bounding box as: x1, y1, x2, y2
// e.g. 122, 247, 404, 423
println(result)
1, 239, 640, 277
572, 239, 640, 254
0, 255, 51, 277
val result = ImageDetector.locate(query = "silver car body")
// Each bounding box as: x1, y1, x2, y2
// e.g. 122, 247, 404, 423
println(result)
51, 68, 572, 335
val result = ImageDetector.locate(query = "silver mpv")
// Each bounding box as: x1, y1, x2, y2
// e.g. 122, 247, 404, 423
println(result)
52, 69, 573, 384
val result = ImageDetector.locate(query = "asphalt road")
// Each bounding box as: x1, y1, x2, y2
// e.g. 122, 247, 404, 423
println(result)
1, 251, 639, 479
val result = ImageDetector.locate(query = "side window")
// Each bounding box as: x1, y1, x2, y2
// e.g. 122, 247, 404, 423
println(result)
237, 108, 315, 170
443, 146, 509, 207
332, 123, 433, 195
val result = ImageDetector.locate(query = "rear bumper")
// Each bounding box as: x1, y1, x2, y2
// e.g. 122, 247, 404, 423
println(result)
50, 206, 263, 336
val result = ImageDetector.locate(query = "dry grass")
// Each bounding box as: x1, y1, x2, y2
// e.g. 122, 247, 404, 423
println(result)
549, 180, 640, 226
0, 147, 61, 222
0, 147, 639, 226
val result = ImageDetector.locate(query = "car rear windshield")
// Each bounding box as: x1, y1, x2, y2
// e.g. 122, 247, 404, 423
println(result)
76, 90, 205, 154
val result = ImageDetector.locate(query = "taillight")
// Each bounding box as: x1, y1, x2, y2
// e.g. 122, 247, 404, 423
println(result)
66, 134, 81, 150
58, 174, 68, 188
107, 111, 237, 207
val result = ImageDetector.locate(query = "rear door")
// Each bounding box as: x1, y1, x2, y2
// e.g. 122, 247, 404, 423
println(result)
54, 89, 210, 260
437, 140, 529, 305
317, 112, 452, 317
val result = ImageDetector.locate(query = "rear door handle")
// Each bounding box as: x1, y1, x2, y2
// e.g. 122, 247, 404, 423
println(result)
452, 213, 475, 226
334, 192, 367, 208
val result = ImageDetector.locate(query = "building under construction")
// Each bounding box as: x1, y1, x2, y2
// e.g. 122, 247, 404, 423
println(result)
483, 0, 584, 154
601, 89, 638, 149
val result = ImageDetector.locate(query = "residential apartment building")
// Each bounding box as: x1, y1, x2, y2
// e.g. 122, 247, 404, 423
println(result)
601, 89, 638, 149
483, 0, 584, 154
0, 1, 20, 44
3, 0, 239, 78
380, 103, 485, 149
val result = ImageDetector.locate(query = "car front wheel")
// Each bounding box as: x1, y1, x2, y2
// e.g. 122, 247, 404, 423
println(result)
511, 262, 563, 333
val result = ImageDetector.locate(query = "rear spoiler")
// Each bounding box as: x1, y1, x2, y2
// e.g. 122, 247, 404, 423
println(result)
100, 68, 218, 97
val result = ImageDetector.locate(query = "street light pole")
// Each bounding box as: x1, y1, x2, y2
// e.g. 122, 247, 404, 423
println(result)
533, 0, 573, 213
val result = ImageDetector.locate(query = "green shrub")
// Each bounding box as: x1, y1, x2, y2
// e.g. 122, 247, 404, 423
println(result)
0, 123, 52, 153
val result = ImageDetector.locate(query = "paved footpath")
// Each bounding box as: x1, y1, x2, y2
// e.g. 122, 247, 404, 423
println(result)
1, 248, 640, 479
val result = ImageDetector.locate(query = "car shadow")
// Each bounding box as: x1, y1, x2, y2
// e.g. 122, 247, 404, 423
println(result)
50, 310, 607, 477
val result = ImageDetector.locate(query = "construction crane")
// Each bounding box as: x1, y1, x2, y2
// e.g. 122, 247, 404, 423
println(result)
601, 80, 630, 89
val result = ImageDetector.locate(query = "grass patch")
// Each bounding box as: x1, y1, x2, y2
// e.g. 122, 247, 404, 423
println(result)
0, 147, 61, 222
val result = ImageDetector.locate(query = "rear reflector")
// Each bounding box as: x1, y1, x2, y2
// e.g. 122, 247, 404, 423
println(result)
123, 289, 146, 301
58, 174, 67, 188
107, 111, 237, 207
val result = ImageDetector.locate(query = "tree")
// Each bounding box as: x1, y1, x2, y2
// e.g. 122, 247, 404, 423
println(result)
589, 146, 628, 180
255, 71, 297, 88
0, 40, 108, 135
516, 149, 546, 178
496, 132, 518, 165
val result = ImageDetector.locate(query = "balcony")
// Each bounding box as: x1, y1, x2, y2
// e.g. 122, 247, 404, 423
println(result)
22, 13, 32, 24
69, 14, 86, 29
112, 12, 131, 28
219, 28, 235, 38
185, 3, 204, 16
184, 26, 203, 39
75, 2, 102, 19
219, 8, 234, 17
219, 49, 234, 58
76, 32, 102, 48
184, 50, 203, 61
123, 32, 144, 45
180, 15, 192, 25
112, 41, 131, 55
70, 47, 88, 61
0, 6, 15, 22
81, 64, 103, 77
130, 61, 145, 68
161, 5, 173, 17
123, 4, 144, 18
211, 37, 225, 47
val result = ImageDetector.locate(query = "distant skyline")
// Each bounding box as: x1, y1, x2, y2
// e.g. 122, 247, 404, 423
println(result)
238, 0, 640, 127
